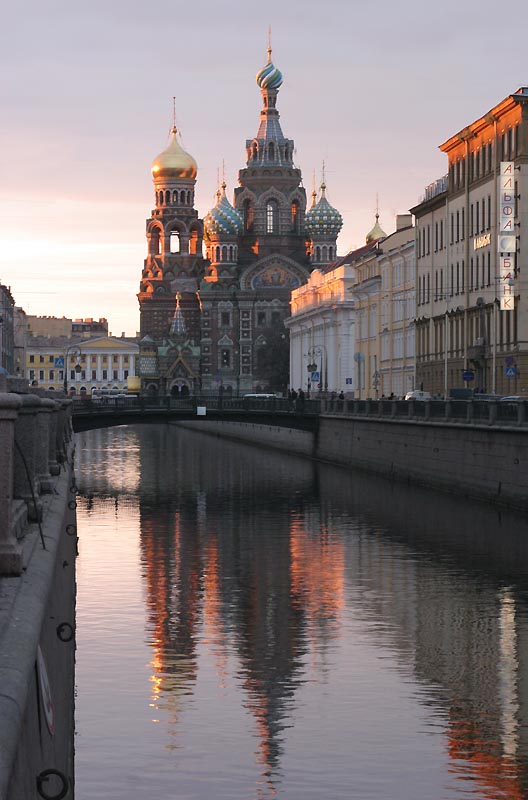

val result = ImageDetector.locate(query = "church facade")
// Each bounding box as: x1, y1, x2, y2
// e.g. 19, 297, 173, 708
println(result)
137, 46, 342, 396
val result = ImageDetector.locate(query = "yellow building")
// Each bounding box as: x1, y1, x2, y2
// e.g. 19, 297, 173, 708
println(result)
27, 336, 139, 393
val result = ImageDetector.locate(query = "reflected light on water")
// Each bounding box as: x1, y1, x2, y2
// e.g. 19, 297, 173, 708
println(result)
75, 425, 528, 800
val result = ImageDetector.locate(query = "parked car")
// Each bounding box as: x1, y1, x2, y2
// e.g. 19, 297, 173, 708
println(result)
404, 390, 432, 401
500, 395, 525, 401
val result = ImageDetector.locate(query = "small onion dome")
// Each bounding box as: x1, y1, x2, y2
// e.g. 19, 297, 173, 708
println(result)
256, 48, 283, 90
366, 213, 387, 244
151, 127, 197, 180
305, 184, 343, 238
204, 183, 243, 238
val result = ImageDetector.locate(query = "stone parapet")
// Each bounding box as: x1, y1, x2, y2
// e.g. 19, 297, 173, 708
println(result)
0, 394, 23, 575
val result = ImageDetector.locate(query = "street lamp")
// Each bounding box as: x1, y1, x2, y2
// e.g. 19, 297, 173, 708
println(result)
63, 345, 82, 394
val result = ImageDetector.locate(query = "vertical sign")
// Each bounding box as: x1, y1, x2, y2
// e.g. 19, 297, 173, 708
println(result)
499, 162, 515, 232
498, 162, 516, 311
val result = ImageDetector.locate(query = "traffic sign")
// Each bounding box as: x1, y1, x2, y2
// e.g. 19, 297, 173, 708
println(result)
462, 370, 474, 381
310, 371, 320, 382
505, 366, 517, 378
54, 357, 65, 368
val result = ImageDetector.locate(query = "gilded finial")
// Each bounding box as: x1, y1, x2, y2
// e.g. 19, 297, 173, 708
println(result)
267, 25, 272, 62
176, 292, 181, 307
221, 158, 226, 191
375, 193, 379, 221
321, 161, 326, 195
172, 96, 177, 134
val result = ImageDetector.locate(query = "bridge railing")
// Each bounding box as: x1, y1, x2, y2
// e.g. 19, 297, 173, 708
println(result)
71, 395, 323, 415
321, 398, 528, 427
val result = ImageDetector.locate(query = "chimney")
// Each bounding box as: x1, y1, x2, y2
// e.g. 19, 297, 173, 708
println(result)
396, 214, 413, 231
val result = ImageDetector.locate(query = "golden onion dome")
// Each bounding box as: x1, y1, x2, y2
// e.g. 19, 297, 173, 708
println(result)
366, 213, 387, 244
151, 127, 197, 180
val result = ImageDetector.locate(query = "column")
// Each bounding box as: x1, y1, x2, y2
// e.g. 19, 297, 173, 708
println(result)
0, 393, 23, 575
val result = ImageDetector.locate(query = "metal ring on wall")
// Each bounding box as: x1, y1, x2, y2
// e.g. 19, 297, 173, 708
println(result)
36, 769, 69, 800
67, 500, 77, 510
56, 623, 74, 643
65, 524, 77, 537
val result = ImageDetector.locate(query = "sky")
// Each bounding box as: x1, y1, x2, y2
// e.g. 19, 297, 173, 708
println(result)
2, 0, 528, 337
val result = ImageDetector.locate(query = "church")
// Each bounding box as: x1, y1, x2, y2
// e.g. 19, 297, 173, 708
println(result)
137, 44, 343, 396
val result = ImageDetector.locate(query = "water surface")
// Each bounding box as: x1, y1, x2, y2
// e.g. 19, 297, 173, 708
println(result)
75, 424, 528, 799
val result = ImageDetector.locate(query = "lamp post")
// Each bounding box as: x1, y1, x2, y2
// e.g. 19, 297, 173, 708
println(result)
306, 344, 327, 392
63, 345, 82, 395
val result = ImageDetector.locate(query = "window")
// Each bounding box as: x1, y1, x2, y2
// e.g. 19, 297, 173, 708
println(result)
170, 231, 180, 253
257, 311, 266, 326
124, 370, 129, 380
243, 200, 254, 231
271, 311, 281, 325
91, 370, 97, 380
113, 370, 118, 380
29, 369, 35, 380
49, 355, 53, 363
291, 200, 299, 232
39, 370, 44, 381
40, 355, 44, 363
221, 349, 231, 367
102, 369, 107, 380
221, 311, 231, 326
266, 200, 279, 234
29, 355, 34, 363
49, 369, 54, 380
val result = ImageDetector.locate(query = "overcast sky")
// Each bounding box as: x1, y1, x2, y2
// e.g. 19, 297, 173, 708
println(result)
2, 0, 528, 335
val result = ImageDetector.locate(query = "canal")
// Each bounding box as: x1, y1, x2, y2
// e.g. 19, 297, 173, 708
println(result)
75, 424, 528, 799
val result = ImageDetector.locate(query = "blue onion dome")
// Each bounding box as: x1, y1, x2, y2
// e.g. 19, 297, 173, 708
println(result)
366, 213, 387, 244
305, 183, 343, 237
204, 183, 243, 238
151, 127, 197, 180
256, 46, 283, 90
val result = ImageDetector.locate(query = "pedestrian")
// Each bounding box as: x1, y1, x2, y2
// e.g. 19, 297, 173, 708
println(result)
338, 390, 344, 400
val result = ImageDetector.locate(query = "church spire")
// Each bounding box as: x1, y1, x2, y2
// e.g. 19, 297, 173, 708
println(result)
169, 293, 187, 338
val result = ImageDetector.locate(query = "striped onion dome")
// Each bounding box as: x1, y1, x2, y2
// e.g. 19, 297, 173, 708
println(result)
256, 47, 283, 90
305, 184, 343, 237
204, 183, 243, 238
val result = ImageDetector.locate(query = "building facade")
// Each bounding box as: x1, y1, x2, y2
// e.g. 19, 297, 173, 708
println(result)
412, 87, 528, 397
137, 46, 342, 396
0, 283, 15, 374
27, 336, 138, 393
286, 264, 356, 395
352, 216, 415, 399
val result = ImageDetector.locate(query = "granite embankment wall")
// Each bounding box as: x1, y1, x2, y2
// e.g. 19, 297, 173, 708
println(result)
174, 414, 528, 511
0, 380, 76, 800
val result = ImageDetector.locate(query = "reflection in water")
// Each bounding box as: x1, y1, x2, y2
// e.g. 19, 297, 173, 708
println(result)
75, 425, 528, 800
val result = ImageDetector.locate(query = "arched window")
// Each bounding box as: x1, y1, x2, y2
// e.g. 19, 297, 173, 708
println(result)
187, 191, 191, 205
221, 246, 227, 261
189, 228, 199, 255
215, 246, 220, 262
180, 190, 185, 204
229, 246, 234, 261
252, 142, 258, 161
291, 200, 299, 232
243, 200, 254, 231
165, 190, 170, 204
266, 200, 279, 234
150, 228, 160, 255
315, 246, 321, 262
170, 231, 181, 253
268, 142, 275, 161
172, 191, 178, 203
329, 246, 333, 260
158, 192, 163, 206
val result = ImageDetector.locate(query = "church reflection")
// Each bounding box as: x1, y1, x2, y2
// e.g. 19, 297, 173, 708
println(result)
91, 423, 528, 797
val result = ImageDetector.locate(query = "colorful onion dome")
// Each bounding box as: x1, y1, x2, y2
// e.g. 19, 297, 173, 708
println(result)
204, 183, 243, 238
305, 184, 343, 238
366, 213, 387, 244
151, 127, 197, 180
256, 46, 283, 91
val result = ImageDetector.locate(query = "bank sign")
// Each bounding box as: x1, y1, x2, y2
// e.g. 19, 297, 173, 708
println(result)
498, 162, 515, 311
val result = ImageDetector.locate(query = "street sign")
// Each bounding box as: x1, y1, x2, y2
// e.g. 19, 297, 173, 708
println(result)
462, 370, 474, 381
310, 371, 320, 382
345, 378, 353, 385
54, 357, 65, 368
505, 366, 517, 378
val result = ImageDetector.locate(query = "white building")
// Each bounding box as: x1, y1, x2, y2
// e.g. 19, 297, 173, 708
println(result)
286, 264, 356, 395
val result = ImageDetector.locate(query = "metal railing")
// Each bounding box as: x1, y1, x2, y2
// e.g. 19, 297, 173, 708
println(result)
70, 395, 528, 428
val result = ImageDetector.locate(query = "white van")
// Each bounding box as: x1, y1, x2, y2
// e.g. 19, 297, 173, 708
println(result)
404, 390, 432, 401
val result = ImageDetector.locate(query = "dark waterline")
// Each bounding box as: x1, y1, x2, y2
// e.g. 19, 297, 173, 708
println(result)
75, 424, 528, 800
